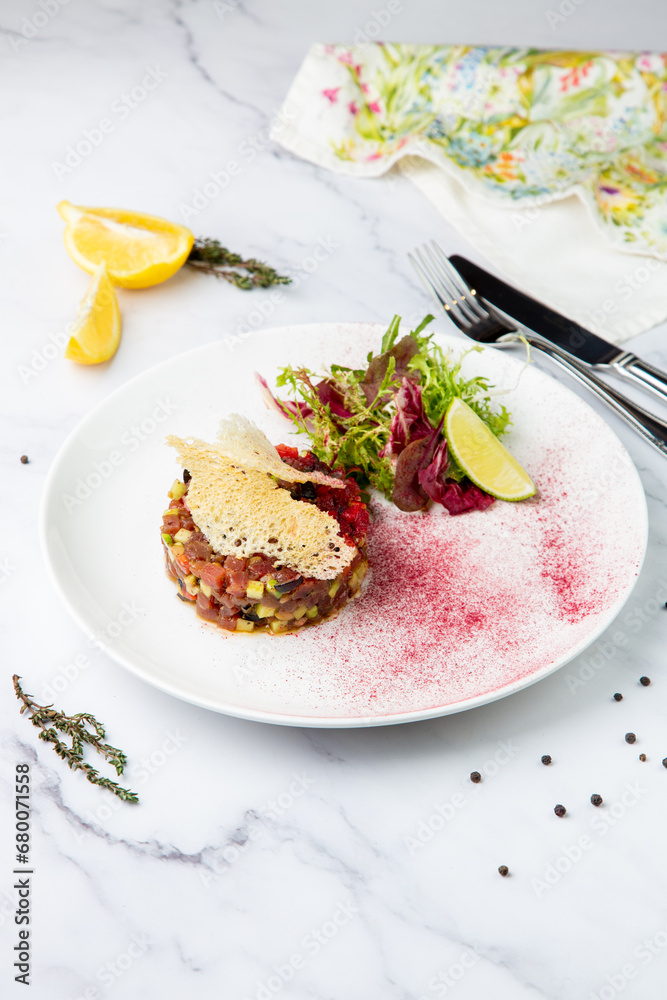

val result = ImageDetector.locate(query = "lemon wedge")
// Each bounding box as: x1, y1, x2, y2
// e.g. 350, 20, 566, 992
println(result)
445, 397, 535, 501
64, 262, 121, 365
57, 201, 194, 288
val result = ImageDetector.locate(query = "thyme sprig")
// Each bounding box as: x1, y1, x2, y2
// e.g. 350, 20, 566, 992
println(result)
13, 675, 138, 803
186, 238, 292, 290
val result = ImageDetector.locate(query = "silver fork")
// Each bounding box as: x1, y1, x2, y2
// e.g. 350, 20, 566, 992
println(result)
409, 242, 667, 457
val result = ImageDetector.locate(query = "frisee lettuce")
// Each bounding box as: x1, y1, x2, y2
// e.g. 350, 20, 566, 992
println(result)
274, 314, 511, 498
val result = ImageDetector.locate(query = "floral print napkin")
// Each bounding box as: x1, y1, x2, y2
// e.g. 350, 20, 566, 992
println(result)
279, 44, 667, 258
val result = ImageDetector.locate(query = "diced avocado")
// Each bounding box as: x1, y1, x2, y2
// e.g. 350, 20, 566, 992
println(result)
168, 479, 188, 501
161, 533, 173, 546
246, 580, 264, 600
328, 579, 341, 598
236, 619, 254, 633
162, 508, 180, 516
184, 574, 198, 596
306, 606, 319, 619
269, 620, 288, 633
199, 581, 212, 598
255, 603, 275, 619
293, 605, 308, 620
174, 528, 193, 544
170, 542, 185, 557
265, 577, 279, 597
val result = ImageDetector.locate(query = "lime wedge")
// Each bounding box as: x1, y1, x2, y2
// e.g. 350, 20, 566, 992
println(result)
445, 397, 535, 501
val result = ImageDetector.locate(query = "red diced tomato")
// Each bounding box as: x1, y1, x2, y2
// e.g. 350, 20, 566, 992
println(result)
174, 555, 190, 576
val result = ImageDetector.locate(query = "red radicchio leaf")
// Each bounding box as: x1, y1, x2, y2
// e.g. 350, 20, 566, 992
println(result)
437, 481, 496, 515
417, 434, 449, 502
315, 379, 354, 420
392, 436, 431, 511
416, 425, 495, 515
381, 377, 433, 458
394, 414, 495, 515
254, 373, 313, 422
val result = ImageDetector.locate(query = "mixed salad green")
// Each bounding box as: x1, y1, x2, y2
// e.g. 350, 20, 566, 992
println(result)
258, 315, 512, 515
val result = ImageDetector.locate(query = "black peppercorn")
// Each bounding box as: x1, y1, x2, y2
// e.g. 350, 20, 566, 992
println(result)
625, 733, 636, 744
20, 455, 29, 464
662, 758, 667, 769
541, 755, 552, 765
613, 693, 623, 702
554, 804, 566, 817
498, 865, 509, 877
590, 794, 603, 807
470, 771, 482, 784
639, 754, 647, 762
640, 676, 651, 686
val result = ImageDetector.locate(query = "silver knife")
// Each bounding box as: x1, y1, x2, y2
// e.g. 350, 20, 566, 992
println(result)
449, 255, 667, 404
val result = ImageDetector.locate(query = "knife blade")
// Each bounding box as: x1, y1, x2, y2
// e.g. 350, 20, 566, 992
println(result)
449, 255, 667, 404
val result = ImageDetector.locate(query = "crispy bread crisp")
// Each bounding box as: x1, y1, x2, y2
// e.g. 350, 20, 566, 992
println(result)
215, 414, 343, 488
166, 426, 355, 579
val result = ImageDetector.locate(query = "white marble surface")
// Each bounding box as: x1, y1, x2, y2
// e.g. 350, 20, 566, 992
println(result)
3, 2, 667, 998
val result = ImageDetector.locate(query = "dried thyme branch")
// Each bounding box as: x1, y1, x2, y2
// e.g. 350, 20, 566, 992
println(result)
13, 675, 138, 803
186, 238, 292, 289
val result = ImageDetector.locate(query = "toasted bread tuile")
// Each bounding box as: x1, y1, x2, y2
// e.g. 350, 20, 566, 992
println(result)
166, 431, 356, 579
215, 414, 343, 488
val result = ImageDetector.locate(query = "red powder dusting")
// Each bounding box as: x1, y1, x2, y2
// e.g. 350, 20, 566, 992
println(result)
235, 327, 646, 721
268, 448, 643, 719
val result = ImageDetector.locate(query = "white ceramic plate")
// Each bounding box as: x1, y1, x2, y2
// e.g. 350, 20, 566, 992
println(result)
40, 323, 647, 728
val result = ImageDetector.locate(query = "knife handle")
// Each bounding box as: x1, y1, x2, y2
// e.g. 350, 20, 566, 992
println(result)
498, 333, 667, 457
611, 354, 667, 405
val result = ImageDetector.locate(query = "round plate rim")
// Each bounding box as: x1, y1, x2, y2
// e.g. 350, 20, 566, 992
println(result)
39, 321, 649, 728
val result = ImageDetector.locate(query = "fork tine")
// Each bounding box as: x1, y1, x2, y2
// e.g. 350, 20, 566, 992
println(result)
408, 251, 450, 313
421, 245, 481, 325
410, 249, 472, 330
429, 242, 489, 322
